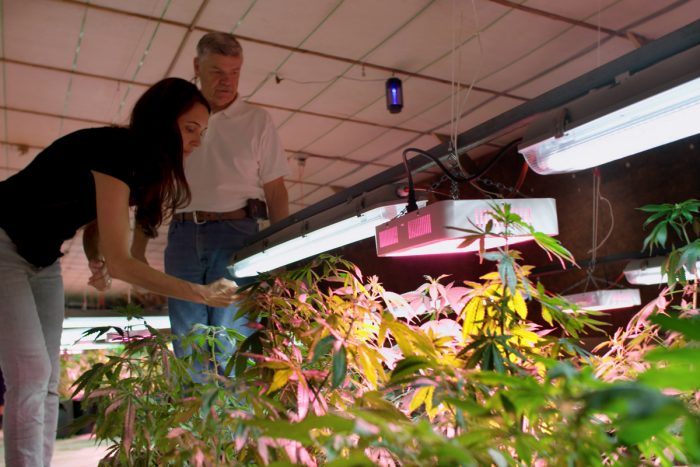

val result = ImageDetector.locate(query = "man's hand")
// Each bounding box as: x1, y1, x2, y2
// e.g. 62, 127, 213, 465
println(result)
87, 258, 112, 291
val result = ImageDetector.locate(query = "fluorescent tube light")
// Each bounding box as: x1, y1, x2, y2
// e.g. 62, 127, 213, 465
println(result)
62, 315, 170, 329
562, 289, 641, 312
232, 201, 421, 278
375, 198, 558, 257
624, 256, 700, 285
519, 44, 700, 175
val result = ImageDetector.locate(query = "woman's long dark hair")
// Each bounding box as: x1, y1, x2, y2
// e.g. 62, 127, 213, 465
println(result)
129, 78, 210, 237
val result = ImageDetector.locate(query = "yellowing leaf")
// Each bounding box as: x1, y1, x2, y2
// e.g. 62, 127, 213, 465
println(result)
267, 368, 293, 394
541, 306, 553, 326
462, 298, 485, 338
511, 327, 542, 346
481, 272, 501, 281
357, 346, 378, 389
511, 291, 528, 320
409, 386, 430, 413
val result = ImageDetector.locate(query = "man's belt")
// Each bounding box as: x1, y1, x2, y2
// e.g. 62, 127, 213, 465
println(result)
174, 209, 247, 224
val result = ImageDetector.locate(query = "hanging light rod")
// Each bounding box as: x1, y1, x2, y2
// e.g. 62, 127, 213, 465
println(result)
230, 185, 426, 278
519, 41, 700, 175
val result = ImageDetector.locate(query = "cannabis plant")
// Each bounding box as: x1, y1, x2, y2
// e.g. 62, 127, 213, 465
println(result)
74, 203, 700, 465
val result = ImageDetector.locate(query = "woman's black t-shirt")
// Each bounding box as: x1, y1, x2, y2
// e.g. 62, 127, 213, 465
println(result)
0, 126, 143, 267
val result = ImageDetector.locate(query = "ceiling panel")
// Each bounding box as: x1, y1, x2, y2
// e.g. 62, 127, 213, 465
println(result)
332, 163, 394, 188
74, 10, 186, 83
302, 120, 387, 157
362, 0, 511, 73
300, 66, 394, 119
511, 36, 633, 98
5, 110, 62, 149
63, 76, 149, 124
475, 27, 603, 94
276, 113, 346, 151
429, 95, 526, 140
250, 52, 351, 113
217, 0, 344, 47
80, 0, 202, 24
5, 62, 72, 117
0, 142, 39, 174
343, 130, 434, 164
293, 185, 337, 207
4, 0, 86, 68
302, 160, 356, 185
301, 0, 434, 60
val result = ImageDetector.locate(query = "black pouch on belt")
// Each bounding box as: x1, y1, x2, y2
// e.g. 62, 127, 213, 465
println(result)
245, 198, 269, 220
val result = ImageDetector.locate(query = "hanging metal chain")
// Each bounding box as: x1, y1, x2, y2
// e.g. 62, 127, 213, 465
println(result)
474, 177, 526, 198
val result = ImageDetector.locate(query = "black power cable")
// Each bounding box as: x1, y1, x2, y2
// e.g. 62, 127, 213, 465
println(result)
401, 138, 522, 212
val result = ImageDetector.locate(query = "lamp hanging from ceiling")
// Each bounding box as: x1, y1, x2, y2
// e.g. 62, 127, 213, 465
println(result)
624, 256, 700, 285
519, 43, 700, 175
562, 289, 641, 312
375, 198, 558, 257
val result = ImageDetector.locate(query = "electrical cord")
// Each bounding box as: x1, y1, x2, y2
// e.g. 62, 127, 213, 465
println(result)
401, 138, 522, 212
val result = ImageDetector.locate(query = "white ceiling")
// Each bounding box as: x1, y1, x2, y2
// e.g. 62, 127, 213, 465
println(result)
2, 0, 699, 296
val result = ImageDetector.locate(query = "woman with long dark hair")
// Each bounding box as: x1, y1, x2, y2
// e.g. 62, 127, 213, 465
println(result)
0, 77, 238, 466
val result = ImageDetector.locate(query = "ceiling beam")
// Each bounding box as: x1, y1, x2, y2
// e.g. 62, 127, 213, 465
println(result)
56, 0, 528, 102
487, 0, 651, 46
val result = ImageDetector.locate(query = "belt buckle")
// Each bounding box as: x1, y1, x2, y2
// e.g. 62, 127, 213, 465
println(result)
192, 211, 206, 225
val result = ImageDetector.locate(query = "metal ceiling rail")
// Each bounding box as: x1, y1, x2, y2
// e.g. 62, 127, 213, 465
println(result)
57, 0, 528, 102
246, 19, 700, 246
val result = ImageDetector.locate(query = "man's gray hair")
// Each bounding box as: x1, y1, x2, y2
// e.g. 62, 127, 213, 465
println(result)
196, 32, 243, 58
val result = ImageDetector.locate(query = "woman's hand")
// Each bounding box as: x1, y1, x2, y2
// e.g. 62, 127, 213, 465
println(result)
201, 278, 239, 307
87, 258, 112, 291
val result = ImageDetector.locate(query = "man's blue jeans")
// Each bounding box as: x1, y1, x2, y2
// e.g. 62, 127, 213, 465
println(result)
164, 218, 258, 383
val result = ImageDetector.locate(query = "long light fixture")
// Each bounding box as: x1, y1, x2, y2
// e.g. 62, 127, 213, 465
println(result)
562, 289, 641, 312
624, 256, 700, 285
231, 185, 425, 278
375, 198, 558, 257
519, 43, 700, 175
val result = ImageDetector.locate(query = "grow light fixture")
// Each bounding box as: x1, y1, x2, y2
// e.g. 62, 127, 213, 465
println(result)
562, 289, 641, 312
231, 186, 426, 277
623, 256, 700, 285
519, 43, 700, 175
375, 198, 558, 257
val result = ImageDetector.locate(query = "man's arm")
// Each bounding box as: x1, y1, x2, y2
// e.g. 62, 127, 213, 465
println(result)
263, 176, 289, 224
131, 224, 150, 264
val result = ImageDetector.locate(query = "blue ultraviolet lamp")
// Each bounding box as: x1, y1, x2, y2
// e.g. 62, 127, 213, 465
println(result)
385, 77, 403, 113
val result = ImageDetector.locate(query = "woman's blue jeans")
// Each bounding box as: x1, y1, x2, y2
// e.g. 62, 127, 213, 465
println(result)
0, 228, 63, 466
164, 218, 258, 384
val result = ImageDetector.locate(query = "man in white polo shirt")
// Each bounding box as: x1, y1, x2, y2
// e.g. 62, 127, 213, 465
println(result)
164, 32, 290, 382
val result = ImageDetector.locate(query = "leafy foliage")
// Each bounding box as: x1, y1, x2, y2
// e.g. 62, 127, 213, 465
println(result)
72, 203, 700, 465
